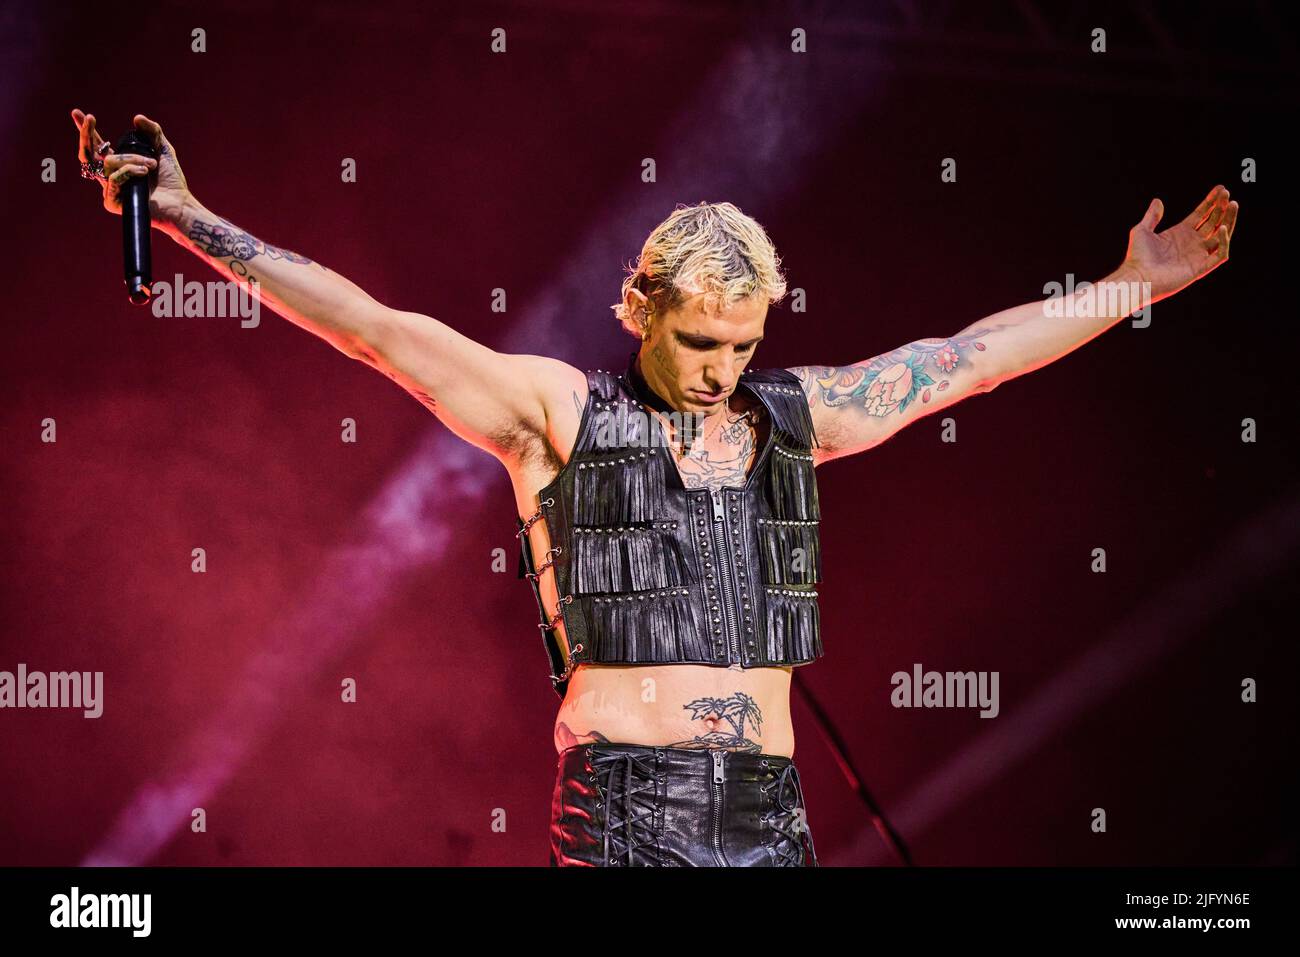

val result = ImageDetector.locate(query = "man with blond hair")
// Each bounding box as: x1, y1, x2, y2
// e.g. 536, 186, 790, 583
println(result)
74, 109, 1237, 867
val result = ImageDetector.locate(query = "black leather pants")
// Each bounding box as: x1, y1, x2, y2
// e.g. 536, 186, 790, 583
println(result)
549, 742, 819, 866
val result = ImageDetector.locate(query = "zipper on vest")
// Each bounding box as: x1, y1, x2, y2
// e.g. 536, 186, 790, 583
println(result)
711, 750, 728, 866
710, 490, 741, 664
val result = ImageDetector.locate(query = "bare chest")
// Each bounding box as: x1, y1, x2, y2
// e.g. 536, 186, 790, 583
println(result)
659, 399, 770, 496
509, 391, 769, 513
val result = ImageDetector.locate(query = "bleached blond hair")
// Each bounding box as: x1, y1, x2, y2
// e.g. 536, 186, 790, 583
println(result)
612, 201, 788, 338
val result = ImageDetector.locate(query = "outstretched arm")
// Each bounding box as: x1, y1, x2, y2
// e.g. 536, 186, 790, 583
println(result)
790, 185, 1238, 465
74, 109, 568, 463
161, 198, 567, 459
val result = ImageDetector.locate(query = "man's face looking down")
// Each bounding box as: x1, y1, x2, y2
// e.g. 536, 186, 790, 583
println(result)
631, 289, 767, 414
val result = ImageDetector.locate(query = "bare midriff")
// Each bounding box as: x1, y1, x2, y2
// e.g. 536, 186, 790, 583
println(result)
553, 662, 796, 758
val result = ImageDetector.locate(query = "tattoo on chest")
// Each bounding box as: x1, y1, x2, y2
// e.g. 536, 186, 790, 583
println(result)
674, 406, 767, 493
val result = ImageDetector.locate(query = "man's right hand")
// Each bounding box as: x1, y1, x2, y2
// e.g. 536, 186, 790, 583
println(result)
71, 109, 192, 227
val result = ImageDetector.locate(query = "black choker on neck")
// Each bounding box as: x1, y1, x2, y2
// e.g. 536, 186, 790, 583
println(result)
624, 350, 703, 448
625, 350, 676, 416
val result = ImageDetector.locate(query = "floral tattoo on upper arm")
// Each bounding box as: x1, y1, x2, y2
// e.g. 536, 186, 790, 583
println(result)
791, 325, 1003, 419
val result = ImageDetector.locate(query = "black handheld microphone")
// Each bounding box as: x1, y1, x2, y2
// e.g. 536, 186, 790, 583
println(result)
115, 130, 157, 305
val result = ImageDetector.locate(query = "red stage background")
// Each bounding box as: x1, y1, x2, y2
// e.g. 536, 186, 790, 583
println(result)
1, 0, 1296, 866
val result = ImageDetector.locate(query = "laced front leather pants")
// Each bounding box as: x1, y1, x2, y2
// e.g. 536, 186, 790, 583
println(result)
549, 742, 819, 867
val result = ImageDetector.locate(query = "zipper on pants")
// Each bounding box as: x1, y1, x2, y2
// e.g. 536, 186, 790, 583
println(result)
710, 491, 741, 664
711, 750, 728, 866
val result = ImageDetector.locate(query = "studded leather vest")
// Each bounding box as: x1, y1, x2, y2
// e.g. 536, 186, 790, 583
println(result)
517, 350, 824, 700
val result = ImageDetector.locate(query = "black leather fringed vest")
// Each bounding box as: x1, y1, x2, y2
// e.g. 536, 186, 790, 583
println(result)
517, 350, 825, 700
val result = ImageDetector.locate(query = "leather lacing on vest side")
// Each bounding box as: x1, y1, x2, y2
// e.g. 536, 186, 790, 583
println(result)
517, 498, 581, 689
590, 750, 661, 866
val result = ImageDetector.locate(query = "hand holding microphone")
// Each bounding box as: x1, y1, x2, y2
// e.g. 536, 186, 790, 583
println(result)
70, 110, 194, 303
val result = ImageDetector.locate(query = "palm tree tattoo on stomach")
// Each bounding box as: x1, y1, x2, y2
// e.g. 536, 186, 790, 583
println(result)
669, 692, 764, 752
